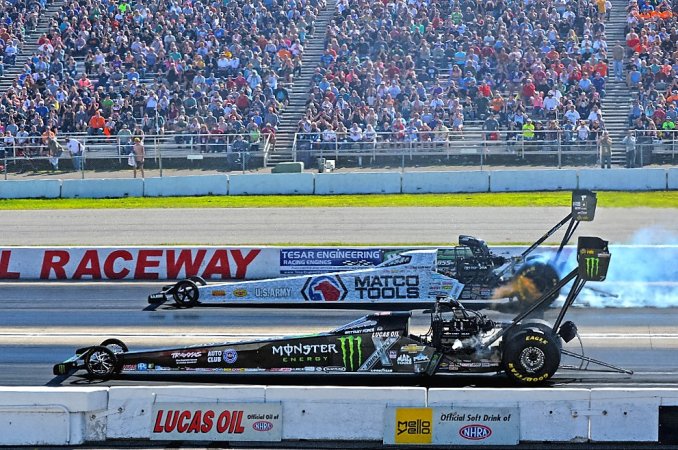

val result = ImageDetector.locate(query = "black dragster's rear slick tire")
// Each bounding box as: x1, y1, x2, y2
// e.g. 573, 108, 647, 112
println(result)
188, 276, 207, 286
515, 263, 560, 307
173, 279, 200, 307
502, 328, 561, 385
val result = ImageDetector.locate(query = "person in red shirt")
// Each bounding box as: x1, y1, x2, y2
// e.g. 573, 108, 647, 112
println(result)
594, 60, 608, 78
478, 81, 492, 97
235, 92, 250, 113
521, 78, 536, 102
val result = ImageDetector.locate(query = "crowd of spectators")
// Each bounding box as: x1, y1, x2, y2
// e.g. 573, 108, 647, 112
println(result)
297, 0, 621, 152
0, 0, 324, 158
623, 0, 677, 147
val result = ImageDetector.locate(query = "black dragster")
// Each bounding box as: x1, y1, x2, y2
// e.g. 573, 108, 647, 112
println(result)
54, 237, 630, 385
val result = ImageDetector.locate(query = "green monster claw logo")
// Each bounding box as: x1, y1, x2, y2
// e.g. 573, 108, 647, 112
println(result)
585, 257, 599, 277
338, 336, 363, 371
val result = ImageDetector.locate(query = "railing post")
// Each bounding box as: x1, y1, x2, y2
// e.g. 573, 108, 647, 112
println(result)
558, 130, 562, 169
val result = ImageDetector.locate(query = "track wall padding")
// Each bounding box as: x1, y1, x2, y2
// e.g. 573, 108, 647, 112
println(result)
61, 178, 144, 198
0, 387, 108, 445
577, 168, 667, 191
264, 386, 426, 440
490, 170, 578, 192
315, 172, 401, 194
229, 173, 314, 195
0, 179, 62, 199
144, 175, 228, 197
401, 170, 489, 193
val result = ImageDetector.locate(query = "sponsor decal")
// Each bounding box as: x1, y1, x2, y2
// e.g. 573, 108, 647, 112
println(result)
223, 349, 238, 364
279, 248, 381, 274
254, 287, 293, 298
354, 275, 419, 300
413, 353, 430, 363
397, 354, 413, 365
252, 421, 274, 432
394, 408, 433, 444
338, 336, 363, 371
171, 351, 202, 365
272, 343, 338, 364
373, 331, 400, 338
137, 363, 148, 371
585, 256, 600, 277
344, 327, 374, 335
323, 366, 347, 372
212, 290, 226, 297
301, 275, 348, 302
401, 344, 426, 354
389, 350, 397, 359
459, 424, 492, 440
233, 288, 247, 297
208, 350, 222, 363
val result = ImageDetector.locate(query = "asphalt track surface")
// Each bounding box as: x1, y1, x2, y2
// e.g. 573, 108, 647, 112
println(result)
1, 206, 676, 245
2, 282, 677, 388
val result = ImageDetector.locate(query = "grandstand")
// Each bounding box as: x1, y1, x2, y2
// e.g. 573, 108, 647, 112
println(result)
0, 0, 675, 174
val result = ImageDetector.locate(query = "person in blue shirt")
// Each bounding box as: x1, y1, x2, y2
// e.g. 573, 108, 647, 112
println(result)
591, 72, 606, 98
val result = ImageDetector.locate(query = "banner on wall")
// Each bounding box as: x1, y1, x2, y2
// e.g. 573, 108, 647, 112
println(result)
150, 402, 282, 441
384, 406, 519, 445
0, 247, 278, 280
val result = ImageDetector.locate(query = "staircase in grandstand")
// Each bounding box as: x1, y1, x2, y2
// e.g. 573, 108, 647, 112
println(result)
264, 0, 337, 167
0, 0, 67, 93
600, 0, 635, 165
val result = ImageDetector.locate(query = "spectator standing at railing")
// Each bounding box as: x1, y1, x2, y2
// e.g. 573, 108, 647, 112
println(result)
598, 130, 612, 168
623, 130, 637, 168
132, 137, 144, 179
65, 137, 84, 171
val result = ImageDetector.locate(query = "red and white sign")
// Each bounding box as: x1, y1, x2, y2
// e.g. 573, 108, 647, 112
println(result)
0, 247, 279, 280
150, 402, 282, 441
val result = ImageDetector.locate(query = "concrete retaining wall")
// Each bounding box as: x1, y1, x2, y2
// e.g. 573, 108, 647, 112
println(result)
667, 168, 678, 190
402, 171, 489, 193
0, 179, 61, 198
490, 169, 578, 192
315, 172, 401, 195
2, 168, 675, 199
61, 178, 144, 198
144, 175, 228, 197
578, 168, 667, 191
2, 386, 677, 444
229, 173, 314, 195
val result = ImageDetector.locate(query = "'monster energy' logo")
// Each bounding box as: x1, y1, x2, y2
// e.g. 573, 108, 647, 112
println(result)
301, 275, 347, 301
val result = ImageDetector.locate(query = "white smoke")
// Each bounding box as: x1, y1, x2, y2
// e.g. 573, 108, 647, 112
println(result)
554, 227, 678, 308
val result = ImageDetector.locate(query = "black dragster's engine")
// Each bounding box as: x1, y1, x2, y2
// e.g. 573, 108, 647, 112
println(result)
428, 301, 495, 353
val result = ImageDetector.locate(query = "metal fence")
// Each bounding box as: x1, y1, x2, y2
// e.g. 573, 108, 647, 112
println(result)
0, 132, 272, 179
292, 129, 678, 170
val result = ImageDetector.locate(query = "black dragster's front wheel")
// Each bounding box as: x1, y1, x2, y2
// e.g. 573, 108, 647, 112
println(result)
84, 346, 119, 380
172, 279, 200, 307
502, 328, 561, 385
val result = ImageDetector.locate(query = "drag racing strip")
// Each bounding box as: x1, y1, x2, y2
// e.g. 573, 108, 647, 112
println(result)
2, 329, 678, 347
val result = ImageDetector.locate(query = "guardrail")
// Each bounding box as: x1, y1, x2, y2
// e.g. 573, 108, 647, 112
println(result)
1, 386, 677, 445
0, 133, 272, 179
292, 130, 678, 169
